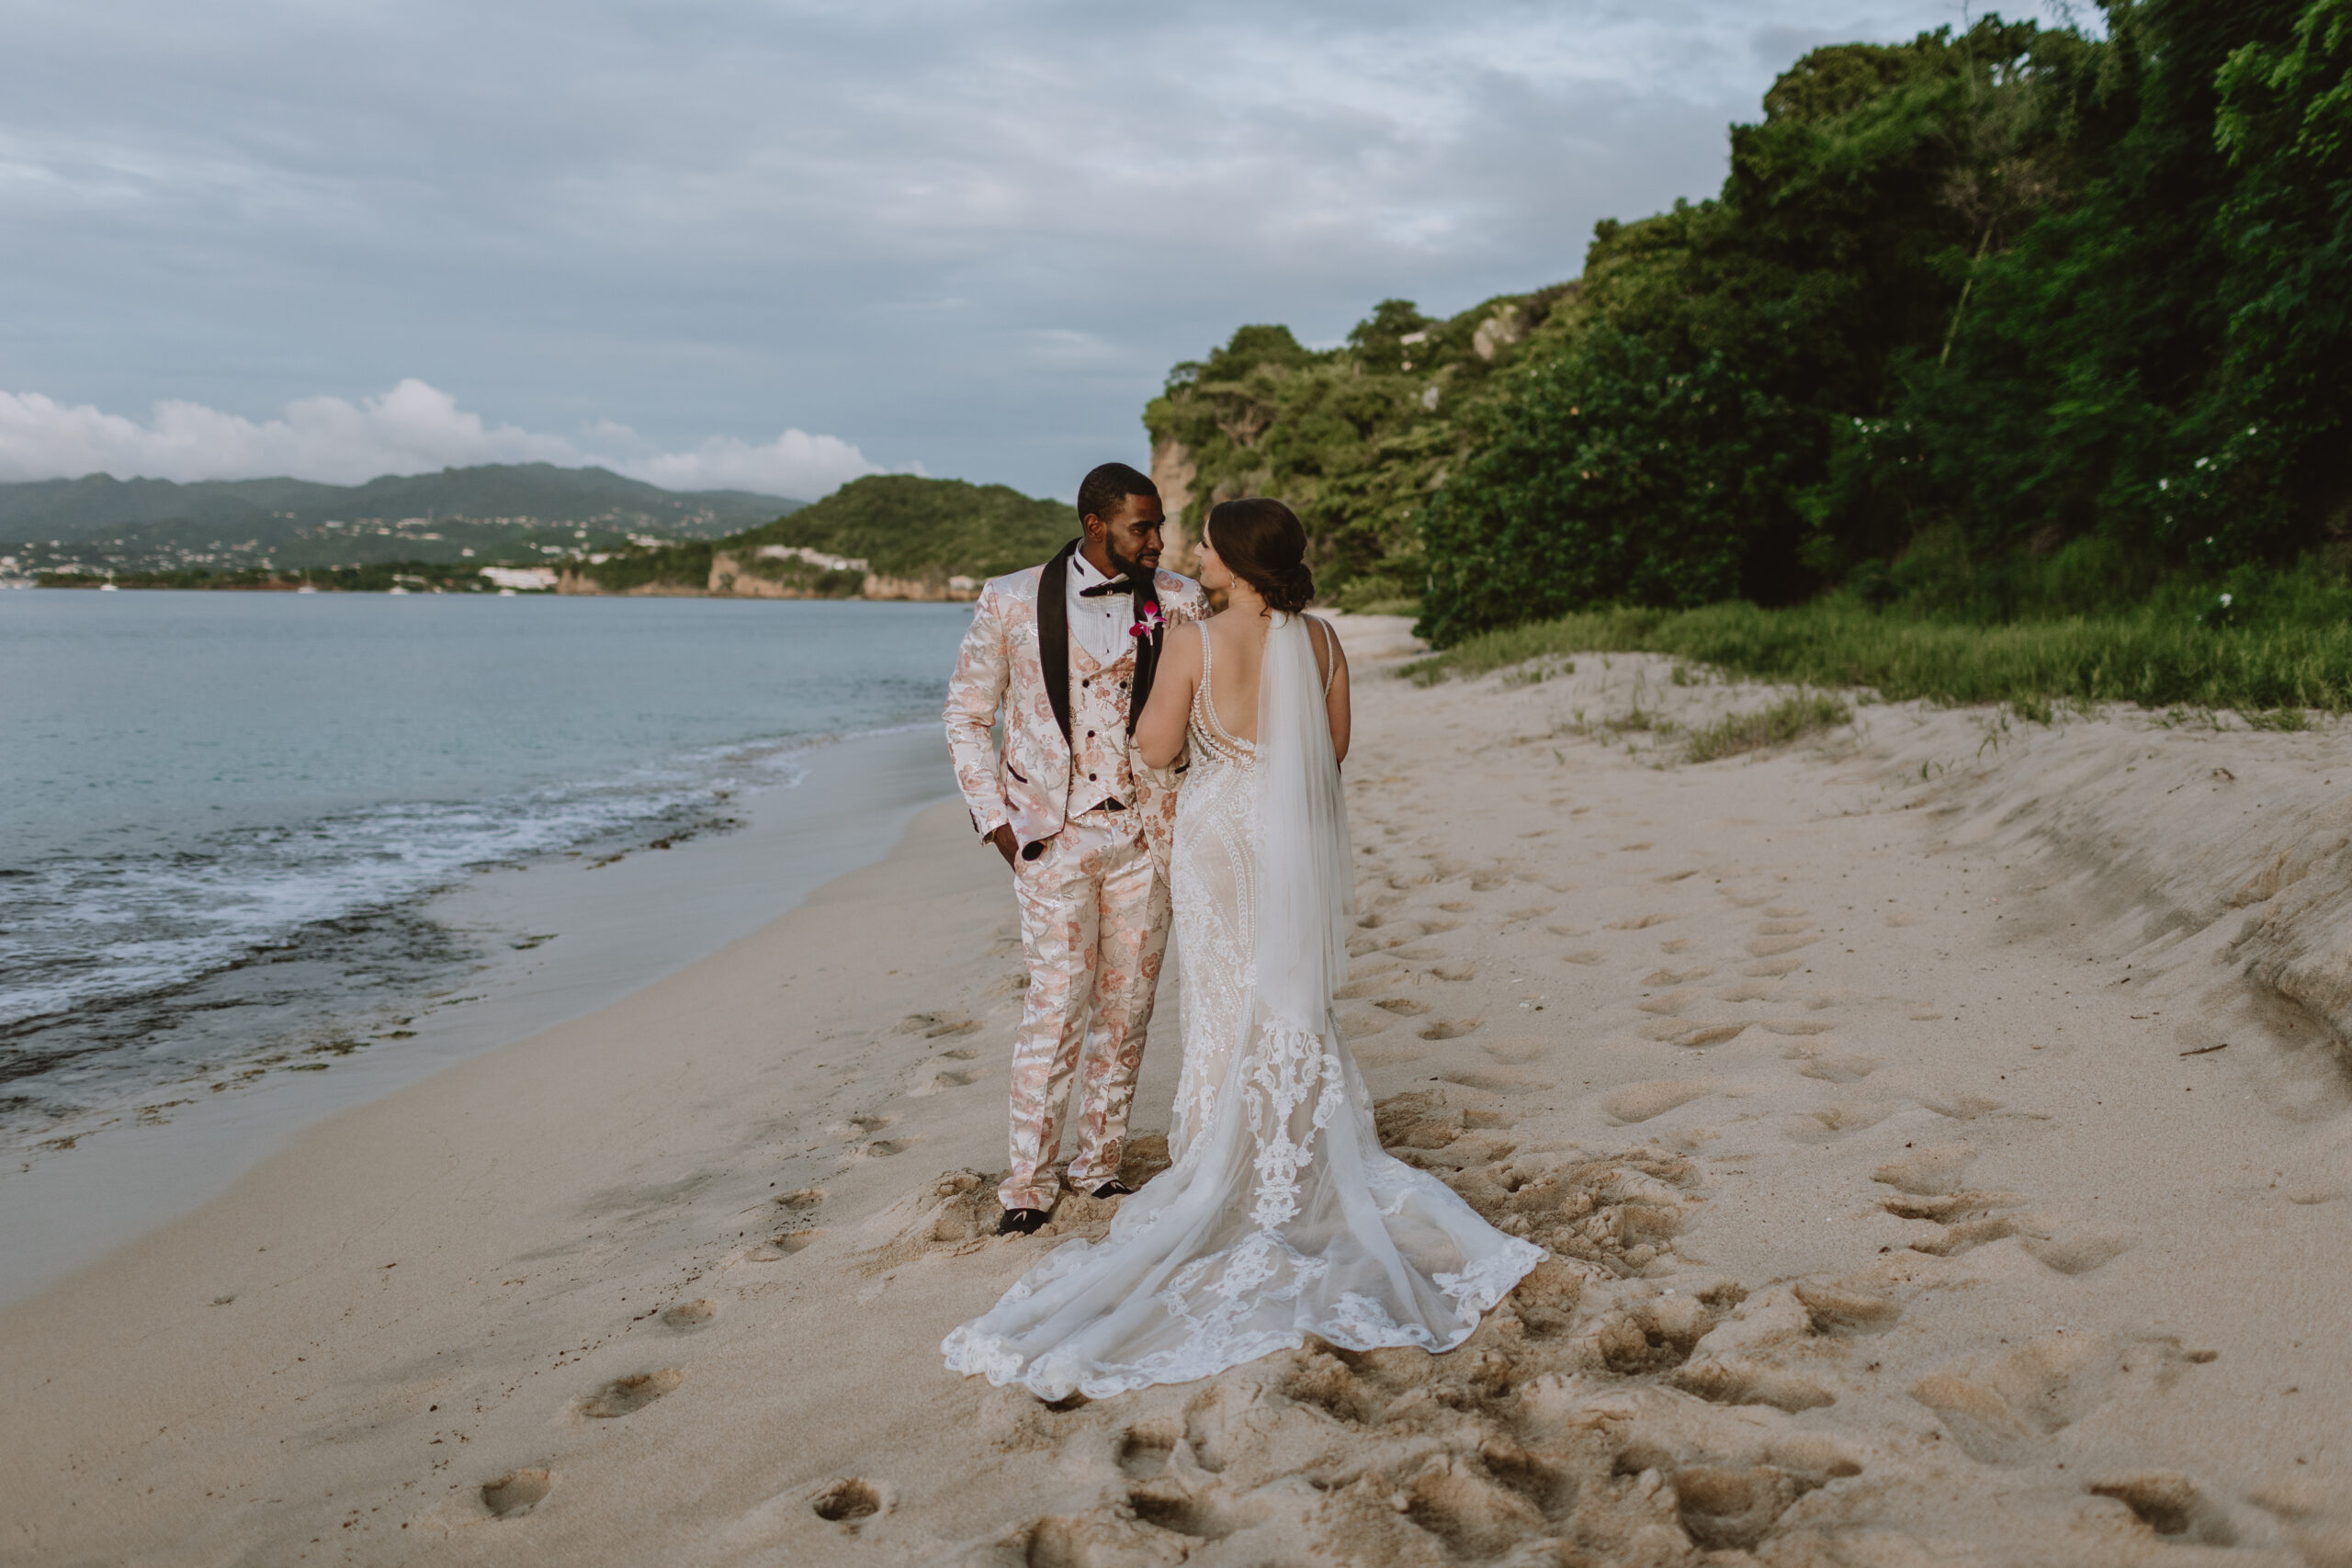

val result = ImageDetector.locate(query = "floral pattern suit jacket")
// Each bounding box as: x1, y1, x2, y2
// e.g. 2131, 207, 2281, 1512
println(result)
944, 542, 1208, 864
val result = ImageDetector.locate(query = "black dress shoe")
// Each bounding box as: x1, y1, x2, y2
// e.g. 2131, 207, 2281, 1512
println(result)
1089, 1179, 1134, 1200
997, 1207, 1051, 1235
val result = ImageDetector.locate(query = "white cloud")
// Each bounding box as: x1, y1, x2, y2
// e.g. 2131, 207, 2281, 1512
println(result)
0, 379, 883, 499
615, 430, 890, 496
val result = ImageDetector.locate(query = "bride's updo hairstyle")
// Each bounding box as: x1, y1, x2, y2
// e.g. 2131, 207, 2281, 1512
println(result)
1204, 498, 1314, 615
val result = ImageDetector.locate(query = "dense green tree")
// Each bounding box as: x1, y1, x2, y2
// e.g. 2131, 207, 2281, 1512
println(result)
1153, 5, 2346, 643
1418, 332, 1805, 645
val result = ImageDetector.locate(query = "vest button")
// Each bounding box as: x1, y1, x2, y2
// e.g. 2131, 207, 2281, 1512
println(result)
1087, 729, 1095, 738
1089, 773, 1097, 781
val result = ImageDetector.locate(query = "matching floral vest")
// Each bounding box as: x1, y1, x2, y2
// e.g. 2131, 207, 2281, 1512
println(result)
1069, 640, 1138, 810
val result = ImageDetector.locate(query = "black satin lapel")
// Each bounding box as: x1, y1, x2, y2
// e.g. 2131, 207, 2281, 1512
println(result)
1036, 539, 1078, 746
1126, 571, 1163, 735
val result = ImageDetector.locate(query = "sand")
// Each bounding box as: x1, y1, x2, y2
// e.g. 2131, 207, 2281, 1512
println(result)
6, 615, 2350, 1567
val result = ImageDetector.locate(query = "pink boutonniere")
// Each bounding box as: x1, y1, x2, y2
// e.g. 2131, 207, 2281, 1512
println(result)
1129, 604, 1167, 639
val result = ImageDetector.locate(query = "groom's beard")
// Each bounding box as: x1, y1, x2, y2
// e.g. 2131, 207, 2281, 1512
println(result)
1106, 542, 1157, 581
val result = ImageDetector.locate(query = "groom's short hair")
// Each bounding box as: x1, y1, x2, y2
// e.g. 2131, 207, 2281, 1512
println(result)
1078, 462, 1159, 525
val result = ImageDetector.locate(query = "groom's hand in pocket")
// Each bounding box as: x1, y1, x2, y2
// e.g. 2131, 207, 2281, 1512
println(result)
988, 824, 1020, 868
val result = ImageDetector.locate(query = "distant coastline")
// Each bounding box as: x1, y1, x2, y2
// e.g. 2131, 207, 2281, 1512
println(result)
8, 469, 1069, 600
17, 558, 982, 601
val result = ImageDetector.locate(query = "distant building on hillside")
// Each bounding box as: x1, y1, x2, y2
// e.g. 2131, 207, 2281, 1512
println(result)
756, 544, 868, 573
479, 566, 559, 592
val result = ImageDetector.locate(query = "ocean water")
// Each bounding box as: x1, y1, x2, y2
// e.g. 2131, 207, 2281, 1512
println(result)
0, 590, 973, 1145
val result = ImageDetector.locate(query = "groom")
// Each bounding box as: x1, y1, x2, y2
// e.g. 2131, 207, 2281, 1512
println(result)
944, 462, 1209, 1235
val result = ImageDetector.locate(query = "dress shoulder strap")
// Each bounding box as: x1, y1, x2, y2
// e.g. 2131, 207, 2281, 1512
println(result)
1310, 616, 1338, 694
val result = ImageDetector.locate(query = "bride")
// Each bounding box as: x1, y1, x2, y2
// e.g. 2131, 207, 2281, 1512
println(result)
941, 497, 1541, 1401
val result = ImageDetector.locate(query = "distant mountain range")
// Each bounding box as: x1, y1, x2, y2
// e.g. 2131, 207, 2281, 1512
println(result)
0, 464, 802, 544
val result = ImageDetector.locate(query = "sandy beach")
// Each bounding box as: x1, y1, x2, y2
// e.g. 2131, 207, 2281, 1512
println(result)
7, 614, 2350, 1567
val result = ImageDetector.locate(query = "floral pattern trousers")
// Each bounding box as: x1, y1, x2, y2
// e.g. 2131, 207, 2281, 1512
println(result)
999, 810, 1170, 1212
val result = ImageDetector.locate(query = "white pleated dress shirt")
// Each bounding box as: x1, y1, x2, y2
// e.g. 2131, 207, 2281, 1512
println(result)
1066, 549, 1136, 668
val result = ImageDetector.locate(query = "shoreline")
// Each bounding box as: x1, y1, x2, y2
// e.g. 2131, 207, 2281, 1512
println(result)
0, 724, 957, 1308
6, 615, 2349, 1565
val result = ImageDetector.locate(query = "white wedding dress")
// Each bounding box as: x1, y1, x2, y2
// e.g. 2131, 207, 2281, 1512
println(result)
942, 613, 1543, 1401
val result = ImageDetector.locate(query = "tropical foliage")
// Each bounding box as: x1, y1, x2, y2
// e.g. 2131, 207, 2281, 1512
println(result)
1148, 2, 2352, 653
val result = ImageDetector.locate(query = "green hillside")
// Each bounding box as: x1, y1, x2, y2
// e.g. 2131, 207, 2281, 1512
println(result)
730, 474, 1072, 579
572, 474, 1075, 592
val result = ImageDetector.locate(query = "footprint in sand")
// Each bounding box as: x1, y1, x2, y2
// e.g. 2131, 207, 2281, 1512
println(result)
1644, 967, 1714, 987
1796, 1053, 1883, 1083
1637, 988, 1702, 1017
1608, 913, 1674, 930
1923, 1095, 2005, 1121
863, 1139, 913, 1158
1908, 1217, 2026, 1257
1334, 976, 1395, 999
1419, 1018, 1483, 1042
1115, 1421, 1182, 1479
482, 1469, 554, 1518
1761, 1019, 1833, 1035
1600, 1078, 1714, 1124
1438, 900, 1476, 914
899, 1013, 980, 1038
1561, 950, 1605, 966
1374, 997, 1431, 1016
1340, 1011, 1392, 1037
581, 1368, 685, 1417
1744, 957, 1806, 977
937, 1046, 980, 1062
1640, 1020, 1747, 1047
661, 1299, 718, 1330
2089, 1472, 2237, 1545
1747, 934, 1818, 957
1792, 1279, 1902, 1334
1880, 1190, 2021, 1223
1756, 919, 1811, 936
839, 1112, 894, 1137
750, 1229, 827, 1258
1673, 1359, 1836, 1414
1872, 1143, 1975, 1195
928, 1069, 978, 1090
1481, 1036, 1545, 1065
1434, 1067, 1539, 1094
1787, 1103, 1889, 1142
1909, 1334, 2217, 1467
810, 1478, 886, 1526
776, 1188, 824, 1212
2022, 1234, 2132, 1275
1430, 962, 1476, 982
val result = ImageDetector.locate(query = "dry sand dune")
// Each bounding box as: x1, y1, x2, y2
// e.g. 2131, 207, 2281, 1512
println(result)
6, 616, 2350, 1567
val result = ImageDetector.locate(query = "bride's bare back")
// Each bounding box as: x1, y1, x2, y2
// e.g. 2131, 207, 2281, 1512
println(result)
1137, 608, 1351, 765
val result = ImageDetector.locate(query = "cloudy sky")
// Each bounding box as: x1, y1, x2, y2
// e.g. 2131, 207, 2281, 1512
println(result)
2, 0, 1986, 502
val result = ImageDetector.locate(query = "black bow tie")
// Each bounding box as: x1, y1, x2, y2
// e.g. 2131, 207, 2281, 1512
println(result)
1078, 578, 1136, 598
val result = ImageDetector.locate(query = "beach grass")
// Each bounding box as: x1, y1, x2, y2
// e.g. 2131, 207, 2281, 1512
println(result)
1681, 691, 1853, 762
1406, 601, 2352, 717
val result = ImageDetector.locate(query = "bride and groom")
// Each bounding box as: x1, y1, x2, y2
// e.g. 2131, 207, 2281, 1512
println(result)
938, 462, 1539, 1402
